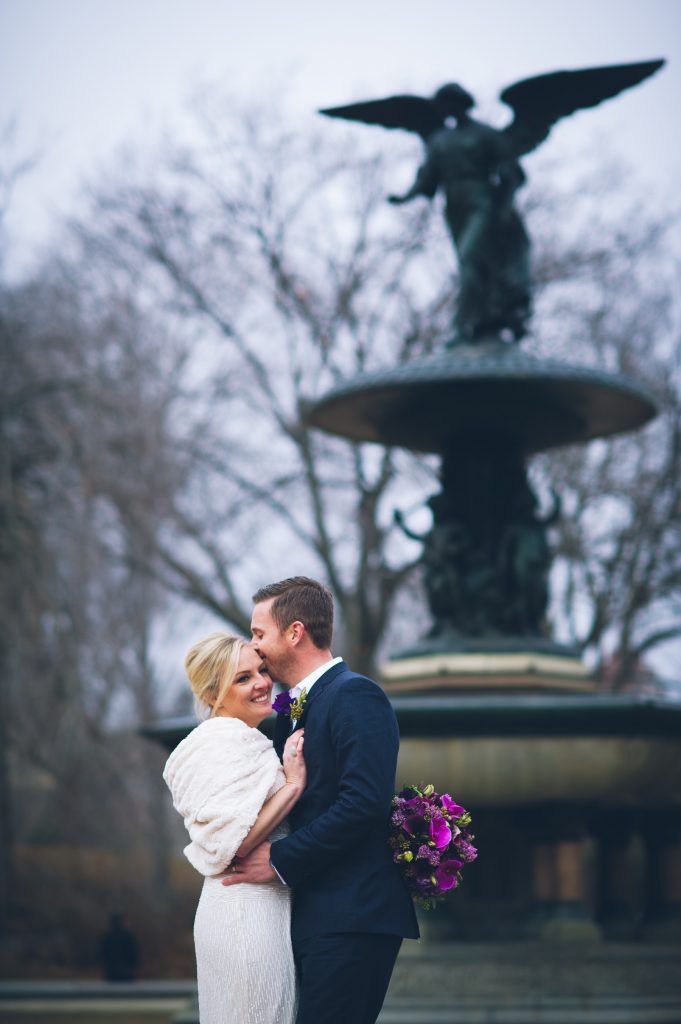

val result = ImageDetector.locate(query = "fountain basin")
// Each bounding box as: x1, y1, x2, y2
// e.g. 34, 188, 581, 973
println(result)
305, 344, 658, 454
145, 693, 681, 807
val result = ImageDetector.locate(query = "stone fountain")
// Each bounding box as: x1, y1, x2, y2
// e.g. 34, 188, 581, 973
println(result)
309, 60, 681, 1021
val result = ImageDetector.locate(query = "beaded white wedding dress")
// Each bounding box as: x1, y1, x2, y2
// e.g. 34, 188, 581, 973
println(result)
164, 717, 297, 1024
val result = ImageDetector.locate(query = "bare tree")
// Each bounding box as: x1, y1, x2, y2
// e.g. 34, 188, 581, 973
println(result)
0, 255, 186, 941
72, 93, 450, 674
526, 169, 681, 681
70, 97, 680, 682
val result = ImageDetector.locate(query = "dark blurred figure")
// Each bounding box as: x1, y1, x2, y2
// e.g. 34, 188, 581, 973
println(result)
98, 912, 139, 981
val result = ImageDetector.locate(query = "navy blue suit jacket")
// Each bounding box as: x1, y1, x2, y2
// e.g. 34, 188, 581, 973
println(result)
269, 661, 420, 943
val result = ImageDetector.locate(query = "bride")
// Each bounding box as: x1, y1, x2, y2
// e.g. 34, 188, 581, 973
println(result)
163, 632, 305, 1024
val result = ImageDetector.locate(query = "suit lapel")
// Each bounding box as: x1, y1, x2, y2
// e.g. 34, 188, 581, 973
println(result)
294, 660, 347, 732
273, 662, 349, 752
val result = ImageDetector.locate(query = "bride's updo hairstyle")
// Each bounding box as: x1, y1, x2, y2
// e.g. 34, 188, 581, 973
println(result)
184, 632, 246, 719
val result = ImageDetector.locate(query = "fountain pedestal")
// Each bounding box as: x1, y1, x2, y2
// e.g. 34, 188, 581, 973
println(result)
642, 810, 681, 942
307, 341, 657, 670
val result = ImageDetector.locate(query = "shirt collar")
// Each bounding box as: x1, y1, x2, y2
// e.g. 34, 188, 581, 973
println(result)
295, 656, 342, 696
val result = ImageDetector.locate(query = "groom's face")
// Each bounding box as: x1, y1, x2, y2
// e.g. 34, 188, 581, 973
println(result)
251, 598, 298, 686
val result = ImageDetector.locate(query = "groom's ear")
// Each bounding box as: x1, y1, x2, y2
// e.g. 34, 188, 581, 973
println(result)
287, 620, 306, 647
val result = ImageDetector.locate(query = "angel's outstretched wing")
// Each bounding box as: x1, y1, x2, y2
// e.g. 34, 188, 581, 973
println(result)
319, 95, 444, 141
501, 59, 665, 157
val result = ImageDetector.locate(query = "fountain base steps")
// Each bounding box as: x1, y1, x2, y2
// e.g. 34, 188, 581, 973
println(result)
167, 944, 681, 1023
379, 942, 681, 1023
377, 998, 681, 1023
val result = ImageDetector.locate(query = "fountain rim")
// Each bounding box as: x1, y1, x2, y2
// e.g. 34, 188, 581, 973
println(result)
143, 691, 681, 748
306, 347, 660, 407
303, 346, 659, 453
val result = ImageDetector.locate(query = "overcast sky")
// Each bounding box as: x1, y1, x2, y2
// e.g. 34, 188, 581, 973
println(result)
2, 0, 679, 271
2, 0, 680, 684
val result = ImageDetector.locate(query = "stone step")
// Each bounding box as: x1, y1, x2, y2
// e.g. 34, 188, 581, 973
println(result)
377, 995, 681, 1023
172, 994, 681, 1024
387, 942, 681, 1003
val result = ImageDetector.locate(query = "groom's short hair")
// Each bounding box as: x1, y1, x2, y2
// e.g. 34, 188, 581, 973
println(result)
252, 576, 333, 650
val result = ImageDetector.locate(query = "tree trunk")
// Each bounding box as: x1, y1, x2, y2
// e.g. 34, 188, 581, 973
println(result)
0, 635, 15, 934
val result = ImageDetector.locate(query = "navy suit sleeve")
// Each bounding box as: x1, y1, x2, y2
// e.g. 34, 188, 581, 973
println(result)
269, 678, 398, 887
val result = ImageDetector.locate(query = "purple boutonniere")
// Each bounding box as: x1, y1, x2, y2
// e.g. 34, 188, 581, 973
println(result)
272, 687, 307, 722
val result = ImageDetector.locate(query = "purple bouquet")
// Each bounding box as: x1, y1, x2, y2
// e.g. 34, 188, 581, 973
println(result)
389, 783, 477, 910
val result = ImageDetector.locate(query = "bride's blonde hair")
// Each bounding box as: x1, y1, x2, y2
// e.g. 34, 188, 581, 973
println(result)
184, 632, 246, 718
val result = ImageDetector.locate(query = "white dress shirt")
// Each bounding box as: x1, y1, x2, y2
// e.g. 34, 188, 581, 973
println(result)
290, 656, 343, 732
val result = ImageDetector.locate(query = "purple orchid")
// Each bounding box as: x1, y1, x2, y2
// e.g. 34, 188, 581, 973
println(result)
435, 860, 463, 891
403, 811, 429, 835
429, 815, 452, 849
440, 793, 466, 817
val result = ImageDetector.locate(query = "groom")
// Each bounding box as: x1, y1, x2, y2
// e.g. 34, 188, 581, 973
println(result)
222, 576, 419, 1024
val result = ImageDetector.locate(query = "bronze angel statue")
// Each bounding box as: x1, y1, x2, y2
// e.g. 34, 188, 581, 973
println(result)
321, 61, 664, 344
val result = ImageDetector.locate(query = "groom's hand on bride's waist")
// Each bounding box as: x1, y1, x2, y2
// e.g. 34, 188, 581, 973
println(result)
221, 842, 277, 886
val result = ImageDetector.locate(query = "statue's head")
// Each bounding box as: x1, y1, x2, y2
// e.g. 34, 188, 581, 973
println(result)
434, 83, 475, 117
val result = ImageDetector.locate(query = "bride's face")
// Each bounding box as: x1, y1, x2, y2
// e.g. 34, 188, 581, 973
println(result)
214, 645, 273, 727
